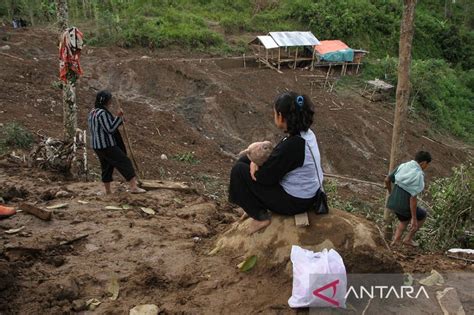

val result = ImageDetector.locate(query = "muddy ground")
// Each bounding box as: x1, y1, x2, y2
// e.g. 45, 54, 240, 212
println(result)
0, 27, 473, 314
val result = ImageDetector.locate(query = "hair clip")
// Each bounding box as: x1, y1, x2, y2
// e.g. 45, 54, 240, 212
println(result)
296, 95, 304, 109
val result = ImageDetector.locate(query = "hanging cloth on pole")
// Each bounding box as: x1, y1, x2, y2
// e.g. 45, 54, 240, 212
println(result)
59, 27, 84, 82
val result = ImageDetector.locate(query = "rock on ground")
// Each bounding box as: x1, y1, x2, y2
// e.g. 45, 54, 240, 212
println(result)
212, 209, 402, 274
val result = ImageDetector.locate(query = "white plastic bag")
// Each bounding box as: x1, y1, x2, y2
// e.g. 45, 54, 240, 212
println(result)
288, 246, 347, 308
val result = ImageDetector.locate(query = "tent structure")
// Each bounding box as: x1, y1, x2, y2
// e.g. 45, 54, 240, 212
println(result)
312, 40, 368, 75
314, 40, 354, 62
249, 31, 320, 71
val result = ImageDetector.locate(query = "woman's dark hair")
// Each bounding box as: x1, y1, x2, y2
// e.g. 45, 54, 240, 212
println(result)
415, 151, 432, 163
274, 91, 314, 135
95, 90, 112, 109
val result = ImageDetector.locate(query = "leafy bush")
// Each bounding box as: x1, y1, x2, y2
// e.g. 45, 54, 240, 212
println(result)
173, 152, 199, 164
0, 123, 34, 152
220, 15, 250, 34
420, 162, 473, 250
91, 7, 225, 49
283, 0, 401, 54
364, 58, 474, 143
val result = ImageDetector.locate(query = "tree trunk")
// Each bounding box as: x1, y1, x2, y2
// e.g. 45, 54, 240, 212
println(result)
384, 0, 417, 239
56, 0, 82, 177
56, 0, 68, 33
56, 0, 77, 146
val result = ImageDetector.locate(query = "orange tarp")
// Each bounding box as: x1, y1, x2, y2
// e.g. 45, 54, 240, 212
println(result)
314, 40, 349, 54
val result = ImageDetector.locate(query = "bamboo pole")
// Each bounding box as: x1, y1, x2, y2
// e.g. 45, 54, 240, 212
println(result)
116, 99, 142, 181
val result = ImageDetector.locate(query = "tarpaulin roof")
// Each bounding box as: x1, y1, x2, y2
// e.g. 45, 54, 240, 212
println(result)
314, 40, 349, 55
256, 35, 279, 49
268, 31, 320, 47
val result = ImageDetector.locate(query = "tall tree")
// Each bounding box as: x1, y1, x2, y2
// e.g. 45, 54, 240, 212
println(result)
384, 0, 417, 238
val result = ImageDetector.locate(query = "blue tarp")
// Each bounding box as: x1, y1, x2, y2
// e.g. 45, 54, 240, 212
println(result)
320, 48, 354, 62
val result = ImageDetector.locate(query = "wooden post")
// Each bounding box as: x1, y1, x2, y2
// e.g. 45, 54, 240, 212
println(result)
324, 64, 332, 88
243, 53, 246, 68
311, 48, 316, 71
384, 0, 417, 240
258, 45, 261, 68
278, 47, 281, 70
294, 47, 298, 69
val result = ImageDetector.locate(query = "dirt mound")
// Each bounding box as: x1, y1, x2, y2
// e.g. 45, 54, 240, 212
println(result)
212, 209, 402, 273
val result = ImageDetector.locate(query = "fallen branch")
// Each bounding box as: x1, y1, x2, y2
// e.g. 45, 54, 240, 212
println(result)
19, 203, 52, 221
140, 180, 195, 192
422, 135, 473, 151
446, 254, 474, 263
375, 224, 391, 251
361, 298, 372, 315
59, 233, 89, 246
379, 117, 393, 126
258, 57, 283, 74
324, 173, 384, 188
0, 52, 24, 61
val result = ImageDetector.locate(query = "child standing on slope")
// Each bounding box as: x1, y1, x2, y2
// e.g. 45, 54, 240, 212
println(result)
385, 151, 432, 247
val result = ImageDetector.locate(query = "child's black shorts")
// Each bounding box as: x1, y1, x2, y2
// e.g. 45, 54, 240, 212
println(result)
395, 207, 427, 222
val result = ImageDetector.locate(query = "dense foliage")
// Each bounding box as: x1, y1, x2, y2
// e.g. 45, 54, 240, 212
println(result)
365, 58, 474, 142
1, 0, 473, 141
420, 162, 473, 250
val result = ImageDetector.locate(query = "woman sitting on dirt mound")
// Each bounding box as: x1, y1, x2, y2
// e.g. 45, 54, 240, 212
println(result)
229, 91, 324, 234
88, 90, 145, 195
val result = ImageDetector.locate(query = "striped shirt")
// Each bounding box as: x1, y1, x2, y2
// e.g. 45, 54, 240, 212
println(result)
88, 108, 123, 149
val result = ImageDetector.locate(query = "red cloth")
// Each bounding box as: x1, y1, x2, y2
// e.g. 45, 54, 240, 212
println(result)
59, 27, 83, 82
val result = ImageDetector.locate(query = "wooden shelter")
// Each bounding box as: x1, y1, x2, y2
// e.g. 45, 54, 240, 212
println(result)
361, 79, 394, 101
313, 40, 368, 75
249, 31, 320, 72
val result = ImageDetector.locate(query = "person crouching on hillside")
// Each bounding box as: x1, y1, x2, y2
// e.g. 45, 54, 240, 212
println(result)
229, 92, 324, 234
88, 90, 145, 195
385, 151, 432, 247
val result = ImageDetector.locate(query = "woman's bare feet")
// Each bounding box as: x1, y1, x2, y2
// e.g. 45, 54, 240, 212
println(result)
248, 218, 271, 234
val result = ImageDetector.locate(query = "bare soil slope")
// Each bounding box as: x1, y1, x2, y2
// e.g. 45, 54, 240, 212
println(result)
1, 27, 473, 314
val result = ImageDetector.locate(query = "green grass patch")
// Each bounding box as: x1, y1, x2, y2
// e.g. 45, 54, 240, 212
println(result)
172, 151, 200, 164
0, 122, 35, 154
